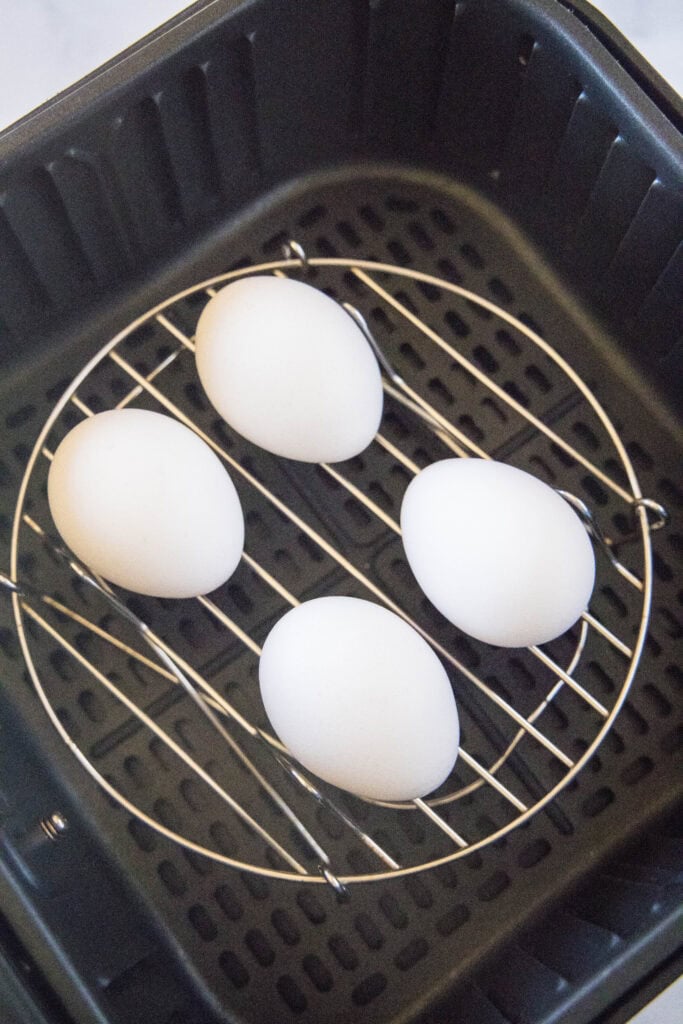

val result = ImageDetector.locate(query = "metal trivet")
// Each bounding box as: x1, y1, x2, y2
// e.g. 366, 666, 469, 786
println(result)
3, 244, 668, 893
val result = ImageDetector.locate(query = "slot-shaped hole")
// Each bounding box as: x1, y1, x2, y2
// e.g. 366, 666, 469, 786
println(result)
481, 396, 508, 422
154, 798, 181, 831
582, 476, 609, 506
385, 195, 418, 213
416, 279, 441, 301
370, 305, 396, 333
354, 913, 383, 949
394, 288, 418, 313
245, 929, 275, 966
344, 497, 372, 526
518, 837, 551, 868
298, 533, 324, 562
658, 477, 682, 507
298, 204, 326, 228
488, 277, 513, 303
525, 364, 552, 393
227, 582, 253, 614
582, 787, 614, 817
621, 756, 653, 786
508, 657, 536, 690
128, 818, 156, 852
477, 870, 510, 901
473, 345, 498, 373
368, 480, 394, 509
178, 617, 202, 648
436, 904, 469, 936
352, 973, 387, 1007
394, 937, 429, 971
387, 239, 412, 265
495, 329, 521, 355
379, 894, 408, 929
621, 702, 648, 736
149, 736, 175, 771
123, 755, 150, 789
220, 951, 249, 989
600, 585, 628, 619
503, 380, 529, 407
404, 876, 433, 909
328, 934, 358, 969
407, 221, 435, 250
653, 552, 673, 583
78, 689, 107, 723
315, 235, 338, 257
302, 954, 334, 992
188, 904, 217, 942
175, 718, 197, 752
271, 908, 300, 945
544, 702, 569, 732
428, 377, 454, 405
399, 341, 426, 369
444, 310, 470, 337
458, 414, 484, 443
358, 205, 384, 231
573, 421, 600, 451
604, 458, 629, 489
550, 443, 576, 468
297, 890, 326, 924
460, 242, 484, 268
180, 777, 210, 812
656, 606, 682, 639
5, 404, 36, 430
528, 455, 555, 482
626, 441, 653, 470
436, 257, 461, 282
430, 208, 456, 234
336, 220, 361, 247
215, 883, 243, 920
158, 860, 187, 896
641, 683, 672, 717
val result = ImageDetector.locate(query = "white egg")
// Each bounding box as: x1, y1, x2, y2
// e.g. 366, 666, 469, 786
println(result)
400, 459, 595, 648
48, 409, 244, 599
195, 276, 383, 463
259, 596, 459, 802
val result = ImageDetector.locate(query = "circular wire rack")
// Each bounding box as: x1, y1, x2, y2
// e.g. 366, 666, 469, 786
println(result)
7, 250, 666, 892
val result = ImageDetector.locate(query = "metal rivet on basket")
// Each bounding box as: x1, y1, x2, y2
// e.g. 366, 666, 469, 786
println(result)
40, 812, 68, 841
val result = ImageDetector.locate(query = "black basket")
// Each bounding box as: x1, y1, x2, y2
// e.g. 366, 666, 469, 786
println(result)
0, 2, 681, 1023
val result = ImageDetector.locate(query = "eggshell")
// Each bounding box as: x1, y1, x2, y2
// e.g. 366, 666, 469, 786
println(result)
259, 596, 459, 801
400, 458, 595, 647
48, 409, 244, 598
195, 276, 383, 463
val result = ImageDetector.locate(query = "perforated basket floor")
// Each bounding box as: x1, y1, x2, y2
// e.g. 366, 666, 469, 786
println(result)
0, 168, 681, 1024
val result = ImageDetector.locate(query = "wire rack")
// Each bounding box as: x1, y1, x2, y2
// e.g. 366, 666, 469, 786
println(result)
5, 247, 668, 893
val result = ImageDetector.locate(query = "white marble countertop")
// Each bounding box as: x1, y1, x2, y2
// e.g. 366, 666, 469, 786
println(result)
0, 0, 680, 131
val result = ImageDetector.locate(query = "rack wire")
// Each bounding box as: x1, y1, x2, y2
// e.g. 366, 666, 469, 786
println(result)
6, 249, 668, 891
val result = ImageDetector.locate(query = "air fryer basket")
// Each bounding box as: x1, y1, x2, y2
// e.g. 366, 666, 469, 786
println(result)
0, 2, 681, 1024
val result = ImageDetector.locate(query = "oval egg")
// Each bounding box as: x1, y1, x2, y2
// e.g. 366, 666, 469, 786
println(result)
259, 596, 460, 802
48, 409, 244, 598
400, 458, 596, 648
195, 276, 383, 463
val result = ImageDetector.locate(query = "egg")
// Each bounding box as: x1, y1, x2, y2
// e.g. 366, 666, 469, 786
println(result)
259, 596, 459, 802
195, 276, 383, 463
47, 409, 244, 598
400, 459, 595, 648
